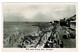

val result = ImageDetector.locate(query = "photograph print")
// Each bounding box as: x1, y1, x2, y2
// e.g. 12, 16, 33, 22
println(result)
3, 3, 76, 48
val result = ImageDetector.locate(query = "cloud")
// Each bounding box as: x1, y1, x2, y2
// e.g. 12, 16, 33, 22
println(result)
3, 3, 76, 22
4, 13, 27, 22
54, 9, 66, 12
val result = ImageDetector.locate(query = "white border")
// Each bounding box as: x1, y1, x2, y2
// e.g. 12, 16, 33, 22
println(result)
0, 0, 80, 53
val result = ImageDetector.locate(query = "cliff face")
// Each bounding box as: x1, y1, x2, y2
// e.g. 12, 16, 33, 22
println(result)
69, 14, 76, 21
69, 15, 76, 29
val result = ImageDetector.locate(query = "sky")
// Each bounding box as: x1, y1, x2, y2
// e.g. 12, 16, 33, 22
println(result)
3, 3, 76, 22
